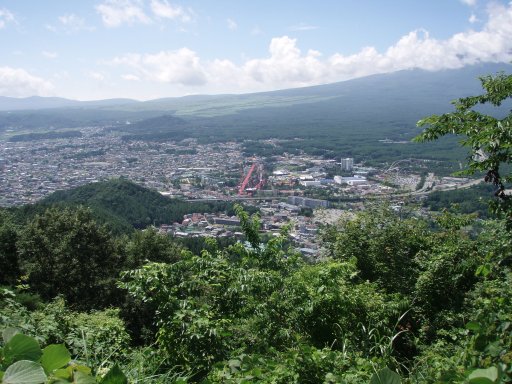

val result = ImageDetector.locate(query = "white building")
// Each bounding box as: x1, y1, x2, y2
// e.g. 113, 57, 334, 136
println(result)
334, 175, 367, 186
340, 158, 354, 171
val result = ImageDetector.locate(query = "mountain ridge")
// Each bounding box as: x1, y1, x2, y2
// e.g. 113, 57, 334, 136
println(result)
1, 63, 511, 113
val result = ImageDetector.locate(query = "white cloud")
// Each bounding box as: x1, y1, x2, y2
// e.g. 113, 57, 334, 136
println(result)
42, 51, 58, 59
110, 48, 207, 85
46, 13, 94, 33
96, 0, 151, 27
469, 13, 478, 23
0, 67, 54, 97
103, 2, 512, 97
227, 18, 237, 31
150, 0, 191, 22
460, 0, 477, 6
96, 0, 192, 27
0, 8, 15, 29
243, 36, 326, 86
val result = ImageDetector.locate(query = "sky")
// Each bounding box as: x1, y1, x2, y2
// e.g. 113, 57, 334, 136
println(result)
0, 0, 511, 101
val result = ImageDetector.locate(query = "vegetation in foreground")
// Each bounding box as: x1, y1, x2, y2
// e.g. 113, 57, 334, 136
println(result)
1, 69, 512, 383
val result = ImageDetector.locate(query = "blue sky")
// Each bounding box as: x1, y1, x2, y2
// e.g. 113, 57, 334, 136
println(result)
0, 0, 511, 100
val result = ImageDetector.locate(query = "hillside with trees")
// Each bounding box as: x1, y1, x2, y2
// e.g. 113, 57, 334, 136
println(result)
9, 179, 242, 234
1, 69, 511, 383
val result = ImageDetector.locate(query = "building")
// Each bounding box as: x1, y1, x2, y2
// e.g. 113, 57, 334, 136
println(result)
340, 158, 354, 171
300, 180, 322, 187
288, 196, 330, 209
213, 217, 241, 226
334, 175, 367, 186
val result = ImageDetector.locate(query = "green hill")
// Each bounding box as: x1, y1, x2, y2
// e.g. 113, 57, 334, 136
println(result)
9, 179, 237, 234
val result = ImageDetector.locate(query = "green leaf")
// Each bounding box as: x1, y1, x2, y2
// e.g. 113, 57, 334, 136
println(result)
74, 370, 97, 384
70, 364, 91, 375
2, 328, 20, 344
466, 321, 482, 332
370, 367, 401, 384
41, 344, 71, 374
52, 367, 72, 380
468, 367, 499, 384
3, 334, 42, 365
99, 365, 128, 384
2, 360, 47, 384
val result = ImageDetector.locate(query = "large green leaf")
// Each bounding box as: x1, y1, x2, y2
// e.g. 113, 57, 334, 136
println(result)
370, 367, 401, 384
1, 328, 20, 344
41, 344, 71, 374
3, 334, 42, 365
468, 367, 499, 384
2, 360, 47, 384
99, 365, 128, 384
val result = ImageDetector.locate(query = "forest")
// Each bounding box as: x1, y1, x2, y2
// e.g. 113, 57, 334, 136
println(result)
8, 179, 250, 235
0, 71, 511, 383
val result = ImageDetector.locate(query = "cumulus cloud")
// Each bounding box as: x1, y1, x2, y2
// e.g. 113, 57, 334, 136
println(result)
243, 36, 326, 86
104, 2, 512, 95
238, 2, 512, 89
0, 8, 15, 29
96, 0, 151, 27
0, 67, 54, 97
110, 48, 207, 85
150, 0, 192, 22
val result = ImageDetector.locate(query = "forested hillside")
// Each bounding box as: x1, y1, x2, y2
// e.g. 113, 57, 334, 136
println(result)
9, 179, 241, 234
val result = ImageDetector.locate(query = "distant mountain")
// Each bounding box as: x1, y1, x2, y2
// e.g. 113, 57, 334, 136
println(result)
1, 63, 510, 164
9, 179, 236, 234
1, 63, 510, 114
0, 96, 137, 111
138, 63, 512, 117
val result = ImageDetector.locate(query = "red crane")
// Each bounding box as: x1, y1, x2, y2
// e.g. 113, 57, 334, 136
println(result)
238, 163, 257, 195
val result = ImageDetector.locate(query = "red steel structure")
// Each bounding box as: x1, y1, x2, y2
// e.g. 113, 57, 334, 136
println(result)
238, 163, 257, 195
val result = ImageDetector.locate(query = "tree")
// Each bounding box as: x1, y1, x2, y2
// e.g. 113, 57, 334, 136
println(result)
17, 206, 122, 309
123, 228, 182, 269
0, 210, 19, 286
414, 70, 512, 220
322, 205, 431, 294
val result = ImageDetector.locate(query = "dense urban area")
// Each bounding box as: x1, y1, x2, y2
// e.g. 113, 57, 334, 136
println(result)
0, 126, 478, 257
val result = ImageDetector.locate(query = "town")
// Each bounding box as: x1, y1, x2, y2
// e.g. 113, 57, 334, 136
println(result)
0, 127, 476, 257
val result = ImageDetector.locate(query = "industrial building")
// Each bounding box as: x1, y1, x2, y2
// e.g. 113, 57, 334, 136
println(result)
288, 196, 330, 209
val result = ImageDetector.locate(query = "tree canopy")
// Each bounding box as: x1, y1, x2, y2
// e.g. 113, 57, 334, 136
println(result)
415, 70, 512, 220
